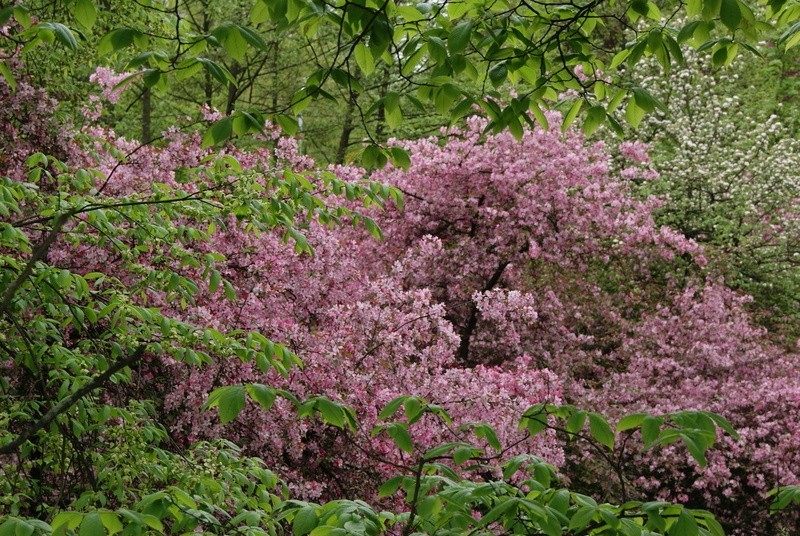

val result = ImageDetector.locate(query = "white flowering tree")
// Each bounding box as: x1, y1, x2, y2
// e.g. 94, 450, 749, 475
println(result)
625, 51, 800, 336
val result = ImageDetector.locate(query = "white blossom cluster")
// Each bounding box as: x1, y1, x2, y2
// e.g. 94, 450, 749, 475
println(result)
628, 50, 800, 325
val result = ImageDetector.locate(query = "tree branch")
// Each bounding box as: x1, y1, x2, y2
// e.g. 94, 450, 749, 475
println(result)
0, 345, 146, 455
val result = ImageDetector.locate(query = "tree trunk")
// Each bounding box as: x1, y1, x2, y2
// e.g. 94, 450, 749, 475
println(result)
141, 86, 152, 143
335, 93, 357, 164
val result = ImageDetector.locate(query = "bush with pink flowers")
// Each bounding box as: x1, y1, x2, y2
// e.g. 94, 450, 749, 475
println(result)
1, 55, 799, 535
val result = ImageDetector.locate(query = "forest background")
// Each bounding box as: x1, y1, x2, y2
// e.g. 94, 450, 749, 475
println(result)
1, 0, 800, 534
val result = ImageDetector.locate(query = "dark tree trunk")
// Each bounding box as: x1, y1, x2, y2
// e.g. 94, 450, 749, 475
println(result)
141, 86, 152, 143
335, 93, 357, 164
456, 261, 509, 364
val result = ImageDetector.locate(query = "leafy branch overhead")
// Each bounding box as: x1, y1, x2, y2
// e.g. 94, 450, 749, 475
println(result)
1, 0, 799, 160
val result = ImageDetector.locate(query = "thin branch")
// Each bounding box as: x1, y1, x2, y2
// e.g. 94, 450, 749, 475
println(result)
0, 345, 146, 455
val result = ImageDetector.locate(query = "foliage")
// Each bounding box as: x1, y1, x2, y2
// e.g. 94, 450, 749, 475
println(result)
1, 389, 741, 535
0, 61, 397, 520
2, 0, 800, 166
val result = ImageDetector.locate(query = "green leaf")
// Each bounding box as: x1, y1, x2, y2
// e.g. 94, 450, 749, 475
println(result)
448, 21, 472, 53
664, 35, 685, 66
246, 383, 277, 411
355, 43, 376, 75
507, 113, 523, 140
309, 527, 347, 536
627, 40, 648, 66
533, 462, 552, 487
453, 446, 475, 465
609, 48, 631, 69
703, 411, 739, 440
475, 423, 501, 450
251, 0, 270, 23
712, 46, 728, 66
98, 512, 123, 535
0, 519, 15, 536
9, 520, 34, 536
361, 144, 382, 168
197, 57, 236, 86
645, 1, 663, 20
401, 46, 427, 77
378, 476, 404, 498
389, 147, 411, 170
488, 63, 507, 87
569, 506, 597, 531
588, 413, 615, 450
625, 97, 646, 128
3, 6, 32, 28
215, 385, 246, 424
540, 509, 562, 536
140, 516, 162, 532
71, 0, 97, 29
720, 0, 742, 30
630, 0, 650, 17
142, 69, 161, 88
223, 279, 237, 300
678, 21, 701, 43
330, 68, 363, 93
232, 110, 265, 136
525, 414, 548, 436
529, 102, 549, 129
566, 409, 587, 435
79, 513, 106, 536
561, 99, 583, 132
97, 28, 137, 55
384, 92, 402, 129
275, 114, 299, 136
44, 23, 78, 51
782, 23, 800, 49
0, 61, 16, 91
387, 423, 414, 454
427, 36, 448, 64
212, 24, 248, 62
293, 506, 319, 535
448, 1, 471, 18
479, 498, 518, 526
582, 106, 605, 136
379, 396, 408, 420
680, 433, 708, 467
703, 0, 723, 20
641, 416, 663, 447
617, 413, 648, 432
208, 269, 222, 293
701, 513, 726, 536
669, 509, 698, 535
202, 117, 233, 148
404, 396, 423, 422
52, 512, 83, 533
269, 0, 288, 20
770, 486, 800, 511
631, 87, 663, 112
237, 25, 269, 51
316, 397, 346, 428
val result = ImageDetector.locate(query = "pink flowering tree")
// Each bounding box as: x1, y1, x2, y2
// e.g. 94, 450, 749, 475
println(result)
153, 109, 795, 536
359, 119, 800, 532
364, 117, 703, 377
585, 283, 800, 532
0, 54, 797, 535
